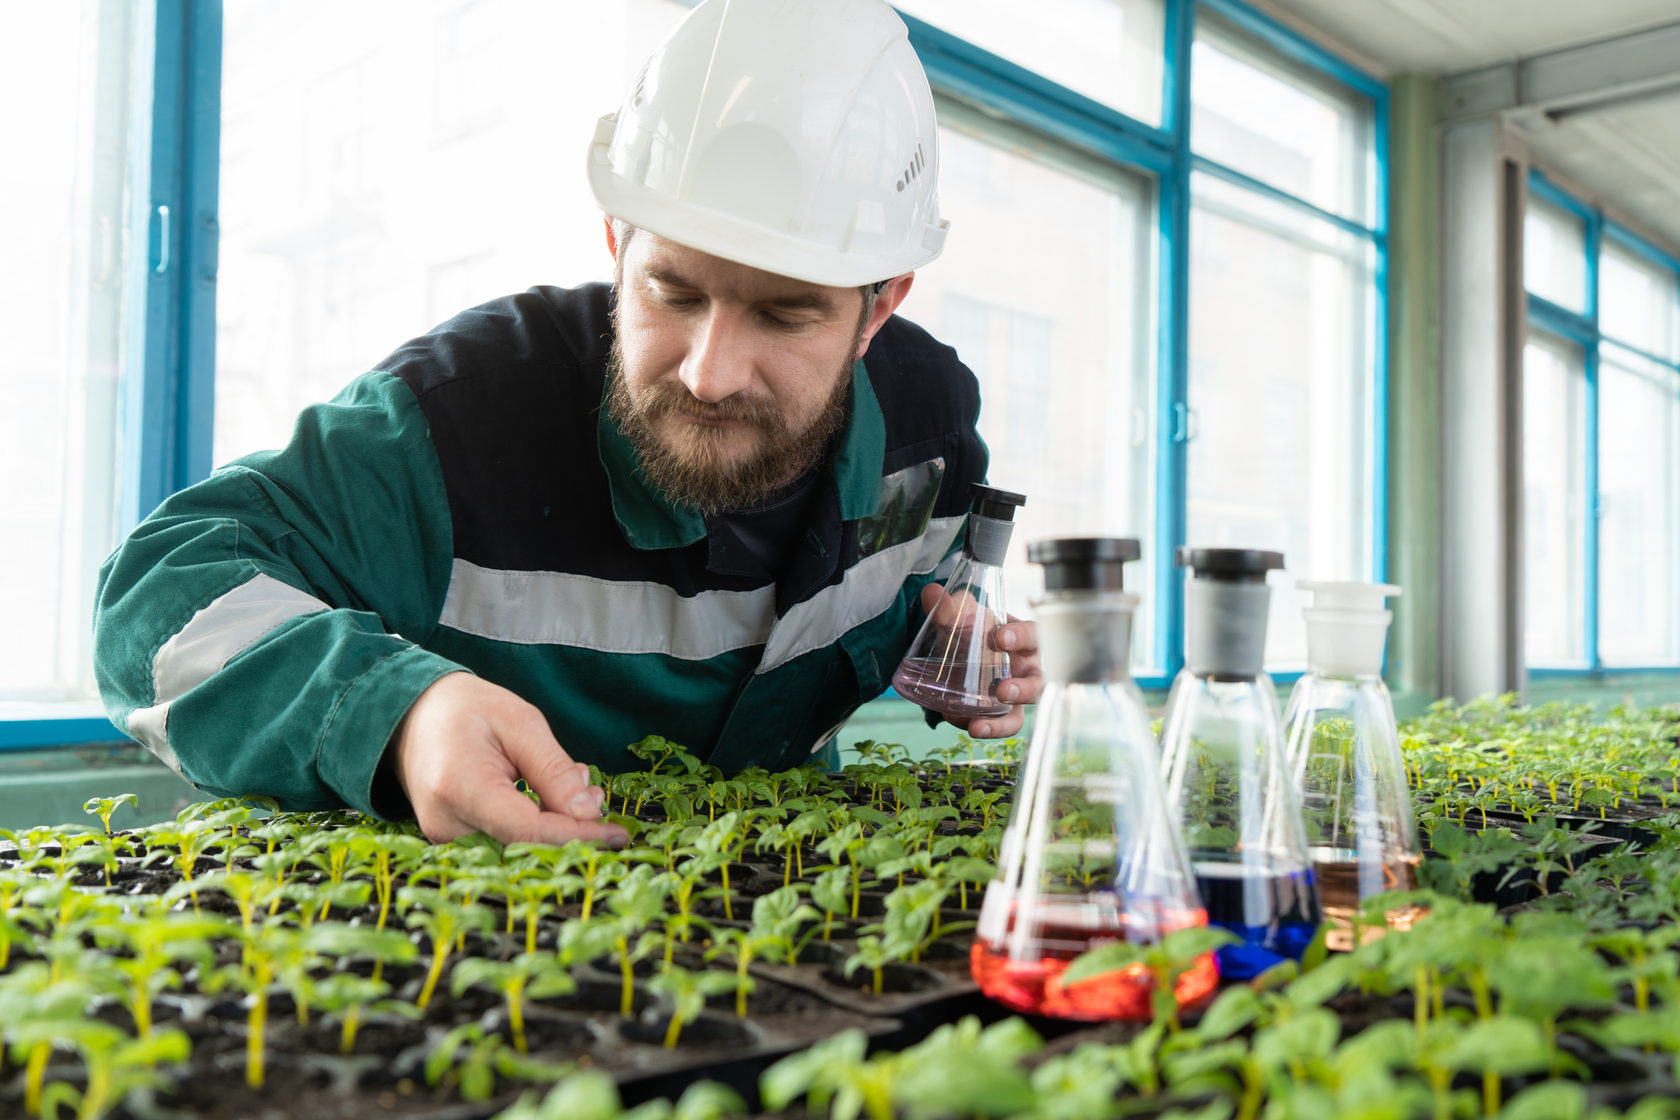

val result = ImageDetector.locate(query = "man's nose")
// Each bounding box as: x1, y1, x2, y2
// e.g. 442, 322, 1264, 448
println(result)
679, 308, 755, 403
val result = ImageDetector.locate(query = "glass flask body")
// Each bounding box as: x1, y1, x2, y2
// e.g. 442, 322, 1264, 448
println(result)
1159, 672, 1321, 980
973, 588, 1216, 1021
1283, 672, 1426, 949
893, 550, 1013, 719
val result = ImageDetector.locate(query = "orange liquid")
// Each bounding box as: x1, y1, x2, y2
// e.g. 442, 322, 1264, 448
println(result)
970, 927, 1219, 1021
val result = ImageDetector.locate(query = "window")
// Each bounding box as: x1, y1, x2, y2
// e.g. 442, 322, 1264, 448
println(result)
1521, 333, 1588, 667
1598, 346, 1680, 666
1190, 20, 1373, 225
1524, 197, 1588, 315
903, 104, 1158, 671
895, 0, 1166, 127
1522, 172, 1680, 674
0, 5, 136, 713
1187, 14, 1382, 671
215, 0, 691, 464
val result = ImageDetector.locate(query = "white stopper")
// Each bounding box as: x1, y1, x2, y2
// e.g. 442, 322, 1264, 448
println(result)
1299, 581, 1400, 678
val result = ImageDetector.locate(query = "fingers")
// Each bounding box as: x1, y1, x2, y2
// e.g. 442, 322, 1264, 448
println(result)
967, 709, 1024, 740
447, 775, 627, 848
499, 721, 603, 820
396, 672, 623, 848
920, 583, 1002, 632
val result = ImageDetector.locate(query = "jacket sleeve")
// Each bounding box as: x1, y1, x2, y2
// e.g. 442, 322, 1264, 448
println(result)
92, 372, 463, 816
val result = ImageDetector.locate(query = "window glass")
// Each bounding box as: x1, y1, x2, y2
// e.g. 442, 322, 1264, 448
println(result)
1598, 344, 1680, 666
216, 0, 691, 464
1600, 242, 1680, 361
905, 101, 1159, 672
1521, 333, 1588, 668
0, 4, 134, 708
1187, 172, 1374, 671
1522, 196, 1588, 315
895, 0, 1165, 128
1191, 17, 1372, 225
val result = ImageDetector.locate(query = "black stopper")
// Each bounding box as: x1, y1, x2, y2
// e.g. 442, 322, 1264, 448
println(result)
970, 484, 1027, 521
1176, 546, 1284, 584
1028, 537, 1141, 592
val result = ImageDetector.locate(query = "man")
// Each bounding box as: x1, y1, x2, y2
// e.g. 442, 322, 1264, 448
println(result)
93, 0, 1040, 847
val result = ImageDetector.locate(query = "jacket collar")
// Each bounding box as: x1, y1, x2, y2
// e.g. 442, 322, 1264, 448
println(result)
598, 359, 886, 550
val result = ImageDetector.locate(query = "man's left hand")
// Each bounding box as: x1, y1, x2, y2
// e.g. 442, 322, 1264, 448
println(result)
918, 583, 1041, 740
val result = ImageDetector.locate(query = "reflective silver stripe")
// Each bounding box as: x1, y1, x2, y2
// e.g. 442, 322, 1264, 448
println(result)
126, 575, 332, 770
760, 514, 963, 672
439, 561, 778, 658
438, 513, 964, 667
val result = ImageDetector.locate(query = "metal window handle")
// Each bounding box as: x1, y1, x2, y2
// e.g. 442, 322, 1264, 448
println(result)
1173, 403, 1199, 443
153, 204, 170, 275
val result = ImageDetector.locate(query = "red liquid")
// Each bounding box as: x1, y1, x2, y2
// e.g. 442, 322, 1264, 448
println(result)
970, 915, 1219, 1021
892, 656, 1011, 719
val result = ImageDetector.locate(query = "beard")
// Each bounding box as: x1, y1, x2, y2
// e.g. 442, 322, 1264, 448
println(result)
604, 316, 858, 516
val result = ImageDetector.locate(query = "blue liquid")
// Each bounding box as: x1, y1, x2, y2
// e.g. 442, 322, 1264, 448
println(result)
1194, 862, 1320, 981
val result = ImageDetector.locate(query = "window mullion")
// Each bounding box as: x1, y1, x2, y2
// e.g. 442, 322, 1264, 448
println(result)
1585, 207, 1602, 673
1155, 0, 1194, 679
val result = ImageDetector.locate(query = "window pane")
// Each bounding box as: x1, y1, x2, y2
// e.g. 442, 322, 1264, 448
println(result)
1191, 17, 1372, 226
0, 4, 134, 708
1600, 242, 1680, 361
906, 102, 1158, 671
1598, 345, 1680, 666
216, 0, 691, 464
1521, 333, 1587, 668
1187, 173, 1374, 671
1522, 196, 1587, 315
896, 0, 1164, 128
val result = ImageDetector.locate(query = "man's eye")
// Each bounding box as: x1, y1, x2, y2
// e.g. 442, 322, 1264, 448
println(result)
762, 312, 810, 330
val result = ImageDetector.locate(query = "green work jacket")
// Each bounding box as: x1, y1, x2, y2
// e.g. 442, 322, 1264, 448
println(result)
93, 283, 988, 817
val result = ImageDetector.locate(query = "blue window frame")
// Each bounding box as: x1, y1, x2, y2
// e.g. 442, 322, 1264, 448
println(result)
9, 0, 1388, 747
1524, 168, 1680, 680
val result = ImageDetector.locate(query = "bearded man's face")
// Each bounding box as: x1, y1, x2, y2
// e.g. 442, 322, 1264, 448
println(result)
606, 232, 867, 513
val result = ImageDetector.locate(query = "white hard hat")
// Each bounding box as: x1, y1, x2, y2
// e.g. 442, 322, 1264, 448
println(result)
587, 0, 950, 288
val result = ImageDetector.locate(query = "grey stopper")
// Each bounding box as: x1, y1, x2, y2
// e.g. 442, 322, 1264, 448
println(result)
966, 515, 1014, 566
1184, 579, 1271, 678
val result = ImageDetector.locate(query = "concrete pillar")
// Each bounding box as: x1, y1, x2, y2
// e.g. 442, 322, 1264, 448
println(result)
1438, 116, 1528, 701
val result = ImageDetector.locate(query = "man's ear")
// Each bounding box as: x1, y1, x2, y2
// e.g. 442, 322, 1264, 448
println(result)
856, 273, 915, 360
604, 216, 619, 261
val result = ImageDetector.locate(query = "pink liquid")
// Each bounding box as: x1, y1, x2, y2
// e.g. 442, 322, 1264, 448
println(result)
970, 912, 1219, 1021
892, 656, 1011, 719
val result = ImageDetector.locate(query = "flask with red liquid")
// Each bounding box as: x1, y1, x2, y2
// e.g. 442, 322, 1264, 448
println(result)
971, 538, 1217, 1021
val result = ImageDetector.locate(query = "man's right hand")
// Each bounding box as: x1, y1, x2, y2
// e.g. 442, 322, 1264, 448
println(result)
392, 672, 629, 849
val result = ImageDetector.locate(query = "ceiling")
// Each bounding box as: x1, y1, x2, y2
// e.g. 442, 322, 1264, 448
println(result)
1263, 0, 1680, 256
1262, 0, 1680, 75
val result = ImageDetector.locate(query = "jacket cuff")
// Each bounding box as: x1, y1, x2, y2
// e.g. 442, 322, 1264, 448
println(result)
314, 644, 466, 819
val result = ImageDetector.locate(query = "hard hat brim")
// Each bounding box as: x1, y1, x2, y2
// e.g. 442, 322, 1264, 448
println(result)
588, 137, 945, 289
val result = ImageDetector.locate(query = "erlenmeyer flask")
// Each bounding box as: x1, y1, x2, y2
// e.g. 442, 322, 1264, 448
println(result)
1283, 581, 1426, 950
1159, 547, 1321, 981
973, 538, 1216, 1021
893, 485, 1026, 719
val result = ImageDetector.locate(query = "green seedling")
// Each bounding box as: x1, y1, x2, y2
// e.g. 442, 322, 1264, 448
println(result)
425, 1021, 573, 1102
82, 794, 139, 838
646, 965, 738, 1048
451, 953, 575, 1053
400, 886, 496, 1010
1063, 924, 1239, 1030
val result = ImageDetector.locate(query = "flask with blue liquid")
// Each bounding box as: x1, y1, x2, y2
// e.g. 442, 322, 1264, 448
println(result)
1158, 547, 1321, 980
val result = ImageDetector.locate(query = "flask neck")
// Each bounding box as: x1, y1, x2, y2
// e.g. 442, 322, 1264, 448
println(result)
1034, 593, 1139, 684
965, 514, 1015, 566
1303, 607, 1392, 678
1183, 579, 1270, 677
